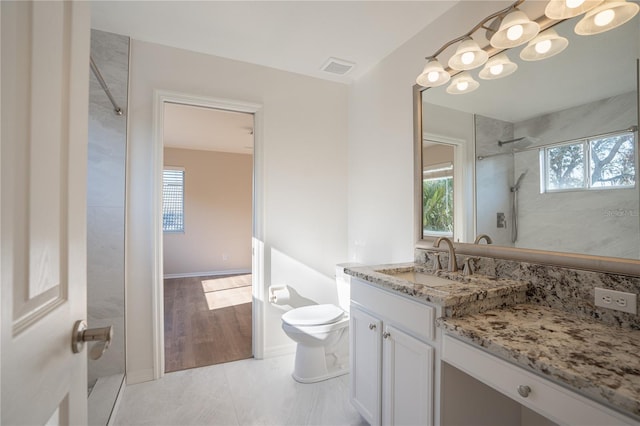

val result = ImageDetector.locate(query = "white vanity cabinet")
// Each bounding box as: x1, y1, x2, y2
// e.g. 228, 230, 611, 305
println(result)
350, 278, 436, 426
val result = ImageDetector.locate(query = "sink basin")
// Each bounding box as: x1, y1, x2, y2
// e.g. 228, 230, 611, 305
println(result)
377, 268, 455, 287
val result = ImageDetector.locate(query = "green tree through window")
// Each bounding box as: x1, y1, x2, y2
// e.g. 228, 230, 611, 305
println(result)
423, 176, 453, 236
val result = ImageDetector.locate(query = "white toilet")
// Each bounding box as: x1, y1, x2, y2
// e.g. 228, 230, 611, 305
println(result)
281, 264, 354, 383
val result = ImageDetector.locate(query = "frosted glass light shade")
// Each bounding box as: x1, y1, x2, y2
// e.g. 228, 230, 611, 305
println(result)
479, 53, 518, 79
448, 38, 488, 71
416, 59, 450, 87
575, 0, 639, 35
490, 9, 540, 48
446, 72, 479, 94
545, 0, 603, 19
520, 29, 569, 61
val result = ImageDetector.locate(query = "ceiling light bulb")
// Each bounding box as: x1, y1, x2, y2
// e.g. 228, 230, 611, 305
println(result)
575, 1, 639, 35
448, 38, 488, 71
594, 8, 615, 25
416, 58, 450, 87
479, 53, 517, 80
507, 24, 524, 41
461, 51, 475, 65
566, 0, 586, 8
546, 0, 603, 19
535, 39, 553, 54
457, 81, 469, 91
490, 64, 504, 75
427, 71, 440, 83
447, 71, 479, 94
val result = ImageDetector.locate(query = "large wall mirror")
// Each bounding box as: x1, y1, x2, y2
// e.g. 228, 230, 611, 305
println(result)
415, 3, 639, 270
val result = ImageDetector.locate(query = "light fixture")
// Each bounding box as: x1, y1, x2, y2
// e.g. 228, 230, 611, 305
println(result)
520, 29, 569, 61
416, 58, 450, 87
446, 72, 479, 95
479, 53, 518, 79
490, 9, 540, 48
545, 0, 603, 19
447, 37, 488, 71
574, 0, 639, 35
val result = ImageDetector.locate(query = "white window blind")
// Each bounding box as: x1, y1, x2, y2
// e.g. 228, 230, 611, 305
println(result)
163, 168, 184, 232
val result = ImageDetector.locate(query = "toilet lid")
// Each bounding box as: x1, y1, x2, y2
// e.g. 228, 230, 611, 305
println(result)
282, 304, 344, 326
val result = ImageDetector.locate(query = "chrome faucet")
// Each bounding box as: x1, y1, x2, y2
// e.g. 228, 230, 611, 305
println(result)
474, 234, 493, 244
433, 237, 458, 272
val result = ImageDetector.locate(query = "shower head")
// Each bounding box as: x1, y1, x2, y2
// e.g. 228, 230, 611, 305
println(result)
498, 136, 539, 149
511, 169, 528, 192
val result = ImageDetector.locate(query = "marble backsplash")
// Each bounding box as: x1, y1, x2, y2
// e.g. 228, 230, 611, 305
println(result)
416, 249, 640, 330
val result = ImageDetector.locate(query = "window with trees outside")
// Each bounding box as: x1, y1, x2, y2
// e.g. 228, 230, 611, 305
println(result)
543, 130, 636, 192
423, 162, 453, 237
163, 168, 185, 233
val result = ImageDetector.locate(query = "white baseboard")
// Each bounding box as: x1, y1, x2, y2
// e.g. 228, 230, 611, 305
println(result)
263, 343, 296, 358
125, 368, 155, 385
163, 268, 252, 279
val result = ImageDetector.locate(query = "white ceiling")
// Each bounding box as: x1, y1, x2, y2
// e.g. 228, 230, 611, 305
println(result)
90, 1, 458, 84
163, 103, 254, 154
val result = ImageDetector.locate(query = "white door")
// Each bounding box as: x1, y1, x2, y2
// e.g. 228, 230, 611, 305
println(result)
1, 1, 91, 424
382, 325, 434, 426
349, 305, 382, 426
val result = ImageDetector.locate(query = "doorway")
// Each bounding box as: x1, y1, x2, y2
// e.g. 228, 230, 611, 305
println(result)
161, 102, 256, 372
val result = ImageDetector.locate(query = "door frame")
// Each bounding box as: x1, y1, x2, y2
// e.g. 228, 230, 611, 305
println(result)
422, 132, 474, 243
151, 90, 264, 378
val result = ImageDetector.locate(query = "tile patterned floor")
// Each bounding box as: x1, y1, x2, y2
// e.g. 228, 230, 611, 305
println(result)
113, 354, 367, 426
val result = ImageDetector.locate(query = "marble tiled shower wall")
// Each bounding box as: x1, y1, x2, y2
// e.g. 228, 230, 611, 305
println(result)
475, 91, 639, 259
416, 249, 640, 330
87, 30, 129, 388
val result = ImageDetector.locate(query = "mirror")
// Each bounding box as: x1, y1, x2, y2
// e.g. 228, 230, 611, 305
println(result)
417, 8, 639, 261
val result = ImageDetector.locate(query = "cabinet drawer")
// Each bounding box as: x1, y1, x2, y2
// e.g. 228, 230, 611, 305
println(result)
442, 335, 637, 426
351, 278, 435, 342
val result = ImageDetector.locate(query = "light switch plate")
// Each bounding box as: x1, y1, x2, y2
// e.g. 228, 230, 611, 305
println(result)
594, 287, 637, 314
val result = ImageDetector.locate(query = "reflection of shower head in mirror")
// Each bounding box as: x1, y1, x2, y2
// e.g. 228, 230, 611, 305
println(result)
511, 169, 528, 192
498, 136, 539, 149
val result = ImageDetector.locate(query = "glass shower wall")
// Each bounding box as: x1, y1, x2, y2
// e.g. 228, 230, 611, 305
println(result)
87, 29, 129, 425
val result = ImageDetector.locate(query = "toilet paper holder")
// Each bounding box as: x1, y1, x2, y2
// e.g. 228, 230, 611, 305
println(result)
269, 285, 290, 304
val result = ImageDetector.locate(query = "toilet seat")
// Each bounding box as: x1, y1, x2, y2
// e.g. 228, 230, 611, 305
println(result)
281, 304, 344, 326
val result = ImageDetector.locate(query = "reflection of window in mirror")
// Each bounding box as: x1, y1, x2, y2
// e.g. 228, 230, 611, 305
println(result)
542, 130, 637, 192
423, 142, 454, 238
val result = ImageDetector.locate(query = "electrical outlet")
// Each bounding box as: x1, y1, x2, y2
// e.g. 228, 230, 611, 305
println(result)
594, 287, 637, 314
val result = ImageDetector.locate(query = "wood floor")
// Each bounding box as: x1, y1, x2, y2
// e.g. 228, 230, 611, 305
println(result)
164, 274, 252, 373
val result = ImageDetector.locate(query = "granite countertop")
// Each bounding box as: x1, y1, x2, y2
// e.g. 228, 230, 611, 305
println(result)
439, 304, 640, 420
347, 262, 640, 420
345, 263, 529, 316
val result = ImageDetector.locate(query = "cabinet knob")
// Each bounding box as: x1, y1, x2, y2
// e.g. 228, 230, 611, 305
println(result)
383, 331, 391, 339
517, 385, 531, 398
368, 323, 376, 330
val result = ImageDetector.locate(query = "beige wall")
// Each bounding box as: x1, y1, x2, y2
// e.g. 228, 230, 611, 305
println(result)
423, 144, 454, 168
163, 148, 252, 276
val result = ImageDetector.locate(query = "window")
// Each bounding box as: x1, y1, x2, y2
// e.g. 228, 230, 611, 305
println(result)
163, 168, 184, 232
543, 130, 636, 192
422, 162, 453, 237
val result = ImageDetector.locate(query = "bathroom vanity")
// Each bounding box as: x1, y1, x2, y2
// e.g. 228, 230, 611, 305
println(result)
345, 262, 640, 426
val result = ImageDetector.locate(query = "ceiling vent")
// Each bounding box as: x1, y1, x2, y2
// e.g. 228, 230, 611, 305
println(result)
321, 57, 356, 76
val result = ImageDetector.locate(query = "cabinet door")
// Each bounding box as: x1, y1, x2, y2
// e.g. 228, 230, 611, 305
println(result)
382, 325, 434, 426
350, 305, 382, 426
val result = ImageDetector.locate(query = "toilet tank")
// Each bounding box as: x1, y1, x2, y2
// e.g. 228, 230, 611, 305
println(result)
336, 263, 360, 312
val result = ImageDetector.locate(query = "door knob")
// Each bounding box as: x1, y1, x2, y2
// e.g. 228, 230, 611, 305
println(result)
72, 320, 113, 360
